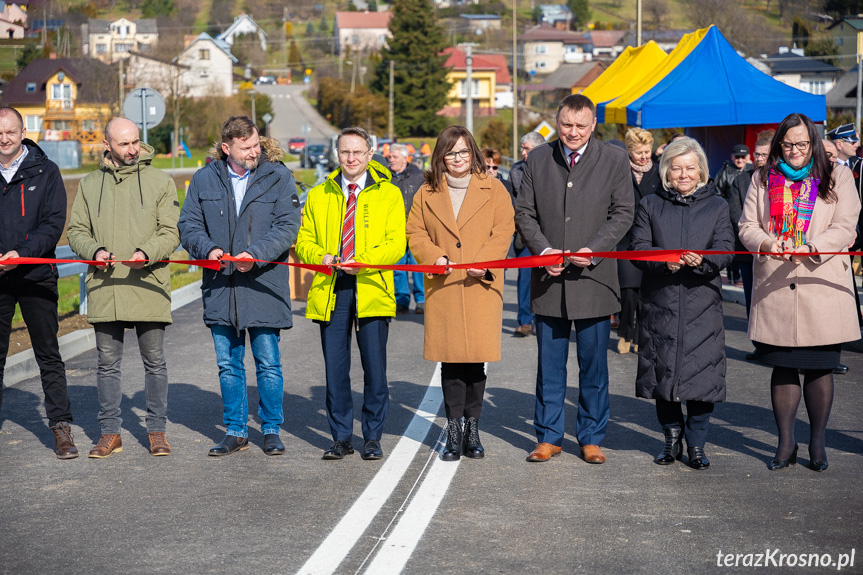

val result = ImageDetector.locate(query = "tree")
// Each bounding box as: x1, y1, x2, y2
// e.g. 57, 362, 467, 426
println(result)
368, 0, 378, 10
370, 0, 451, 136
480, 118, 512, 157
288, 39, 302, 74
15, 43, 40, 71
792, 16, 810, 48
645, 0, 668, 29
806, 37, 841, 68
140, 0, 175, 18
568, 0, 591, 28
318, 14, 329, 33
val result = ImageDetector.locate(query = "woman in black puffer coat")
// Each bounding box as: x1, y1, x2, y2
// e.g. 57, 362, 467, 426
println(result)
630, 137, 734, 470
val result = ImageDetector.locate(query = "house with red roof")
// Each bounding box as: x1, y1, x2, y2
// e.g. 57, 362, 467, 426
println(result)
334, 11, 393, 56
439, 46, 511, 117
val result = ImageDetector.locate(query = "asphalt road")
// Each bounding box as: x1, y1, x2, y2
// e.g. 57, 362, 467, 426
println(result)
258, 83, 337, 152
2, 271, 862, 575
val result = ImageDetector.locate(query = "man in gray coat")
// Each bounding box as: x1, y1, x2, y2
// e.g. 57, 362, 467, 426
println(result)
178, 116, 301, 457
515, 94, 634, 464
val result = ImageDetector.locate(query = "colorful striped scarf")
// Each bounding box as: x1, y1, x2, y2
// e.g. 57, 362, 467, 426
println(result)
767, 165, 819, 247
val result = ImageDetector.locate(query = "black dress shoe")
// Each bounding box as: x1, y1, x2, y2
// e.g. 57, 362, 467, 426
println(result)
263, 434, 285, 456
768, 443, 798, 470
687, 446, 710, 470
654, 427, 683, 465
809, 459, 829, 472
209, 435, 249, 456
361, 440, 384, 460
322, 440, 354, 460
833, 364, 849, 375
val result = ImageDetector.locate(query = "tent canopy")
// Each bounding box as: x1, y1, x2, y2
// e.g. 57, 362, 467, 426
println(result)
593, 26, 826, 128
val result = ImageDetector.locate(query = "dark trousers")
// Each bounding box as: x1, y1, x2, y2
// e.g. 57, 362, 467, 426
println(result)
440, 362, 486, 420
319, 274, 389, 442
0, 277, 71, 426
618, 287, 640, 343
655, 397, 714, 448
737, 258, 753, 317
513, 243, 534, 326
534, 314, 611, 447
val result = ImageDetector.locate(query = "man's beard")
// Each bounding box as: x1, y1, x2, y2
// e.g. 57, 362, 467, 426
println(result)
109, 151, 138, 166
231, 154, 258, 171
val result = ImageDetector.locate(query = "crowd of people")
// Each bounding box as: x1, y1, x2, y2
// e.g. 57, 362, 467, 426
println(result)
0, 97, 859, 473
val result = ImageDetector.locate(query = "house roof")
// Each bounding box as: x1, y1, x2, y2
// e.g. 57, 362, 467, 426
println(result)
3, 58, 115, 106
460, 14, 501, 20
828, 15, 863, 31
442, 47, 511, 84
128, 50, 190, 70
543, 61, 606, 89
335, 11, 393, 30
589, 30, 625, 48
87, 18, 158, 35
518, 25, 590, 45
537, 4, 572, 22
182, 32, 238, 63
826, 69, 858, 109
28, 19, 65, 31
764, 51, 841, 75
218, 13, 268, 40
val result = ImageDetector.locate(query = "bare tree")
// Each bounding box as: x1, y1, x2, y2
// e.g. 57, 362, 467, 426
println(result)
687, 0, 778, 55
645, 0, 669, 29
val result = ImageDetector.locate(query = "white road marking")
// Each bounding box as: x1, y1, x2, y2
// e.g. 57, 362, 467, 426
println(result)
295, 364, 444, 575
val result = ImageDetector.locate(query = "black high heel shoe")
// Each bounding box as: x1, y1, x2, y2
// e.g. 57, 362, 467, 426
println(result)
654, 427, 683, 465
768, 443, 798, 470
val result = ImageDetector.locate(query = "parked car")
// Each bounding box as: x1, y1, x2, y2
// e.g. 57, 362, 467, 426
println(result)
256, 75, 276, 85
301, 143, 329, 169
288, 138, 306, 154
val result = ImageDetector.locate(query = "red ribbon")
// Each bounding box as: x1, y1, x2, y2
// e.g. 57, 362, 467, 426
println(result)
3, 250, 860, 276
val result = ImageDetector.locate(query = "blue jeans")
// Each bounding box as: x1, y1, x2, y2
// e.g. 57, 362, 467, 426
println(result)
394, 249, 425, 307
534, 314, 611, 447
210, 325, 284, 438
513, 243, 534, 326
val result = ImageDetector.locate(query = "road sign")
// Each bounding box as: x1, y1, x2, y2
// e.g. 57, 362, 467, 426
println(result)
534, 120, 556, 141
123, 88, 165, 144
262, 113, 273, 124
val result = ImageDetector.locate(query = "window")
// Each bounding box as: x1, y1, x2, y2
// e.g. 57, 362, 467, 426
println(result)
25, 82, 36, 92
352, 34, 359, 43
51, 83, 72, 100
537, 61, 547, 69
52, 120, 71, 131
458, 79, 480, 98
200, 70, 209, 78
81, 119, 98, 131
115, 43, 132, 53
839, 38, 844, 46
25, 115, 42, 132
199, 48, 210, 60
535, 45, 547, 54
96, 43, 107, 54
379, 34, 386, 44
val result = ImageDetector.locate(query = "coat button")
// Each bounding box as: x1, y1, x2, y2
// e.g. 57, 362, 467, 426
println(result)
456, 242, 461, 248
790, 283, 796, 290
565, 217, 571, 222
567, 182, 573, 188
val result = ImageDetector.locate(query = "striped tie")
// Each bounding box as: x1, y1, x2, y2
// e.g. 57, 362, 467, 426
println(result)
569, 151, 579, 167
341, 183, 358, 261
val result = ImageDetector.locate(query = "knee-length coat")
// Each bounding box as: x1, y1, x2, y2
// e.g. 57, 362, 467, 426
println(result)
406, 173, 515, 363
630, 184, 734, 403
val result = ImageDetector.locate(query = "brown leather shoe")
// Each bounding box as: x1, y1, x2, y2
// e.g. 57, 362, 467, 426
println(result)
581, 444, 606, 464
148, 432, 171, 456
51, 422, 79, 460
526, 442, 562, 462
88, 434, 123, 458
514, 324, 533, 337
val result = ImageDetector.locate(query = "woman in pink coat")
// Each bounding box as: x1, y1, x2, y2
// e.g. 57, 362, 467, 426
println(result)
739, 113, 861, 472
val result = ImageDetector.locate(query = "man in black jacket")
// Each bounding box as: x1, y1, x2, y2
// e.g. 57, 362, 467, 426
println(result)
0, 106, 77, 459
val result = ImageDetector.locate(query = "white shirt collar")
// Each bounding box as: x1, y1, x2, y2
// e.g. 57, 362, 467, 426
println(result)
341, 171, 368, 195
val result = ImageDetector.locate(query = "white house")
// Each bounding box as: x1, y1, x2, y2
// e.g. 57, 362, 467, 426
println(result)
176, 32, 237, 98
0, 1, 27, 38
763, 48, 842, 96
84, 17, 159, 63
519, 25, 592, 74
216, 13, 267, 52
333, 11, 392, 56
126, 51, 189, 99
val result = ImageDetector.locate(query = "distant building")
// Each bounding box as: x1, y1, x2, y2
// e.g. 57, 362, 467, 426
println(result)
460, 14, 502, 34
176, 33, 237, 98
0, 1, 27, 38
519, 61, 605, 108
827, 15, 863, 63
2, 57, 115, 156
826, 69, 859, 115
623, 29, 688, 52
537, 5, 573, 30
589, 30, 626, 59
519, 25, 592, 75
432, 0, 479, 7
83, 17, 159, 63
763, 48, 842, 96
217, 13, 268, 52
440, 47, 511, 117
126, 51, 189, 101
333, 11, 392, 56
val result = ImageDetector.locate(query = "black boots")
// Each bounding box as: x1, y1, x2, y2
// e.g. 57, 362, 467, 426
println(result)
441, 419, 463, 461
462, 417, 484, 459
654, 427, 683, 465
687, 446, 710, 470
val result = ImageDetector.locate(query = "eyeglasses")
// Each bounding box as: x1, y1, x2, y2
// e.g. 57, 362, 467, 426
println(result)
444, 149, 471, 161
825, 152, 836, 159
780, 141, 810, 152
753, 152, 769, 160
486, 165, 499, 171
338, 149, 370, 158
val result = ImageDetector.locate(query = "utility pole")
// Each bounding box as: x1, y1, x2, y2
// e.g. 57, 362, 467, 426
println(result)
512, 0, 518, 159
388, 60, 395, 140
857, 53, 862, 137
637, 0, 643, 47
283, 7, 288, 70
118, 57, 124, 112
465, 43, 474, 135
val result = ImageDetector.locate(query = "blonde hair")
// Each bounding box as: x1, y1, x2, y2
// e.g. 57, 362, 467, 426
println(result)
624, 128, 654, 152
659, 137, 710, 190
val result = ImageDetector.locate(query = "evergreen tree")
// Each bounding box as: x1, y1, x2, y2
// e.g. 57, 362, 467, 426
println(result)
371, 0, 451, 136
568, 0, 591, 28
140, 0, 175, 18
288, 39, 302, 73
15, 43, 40, 71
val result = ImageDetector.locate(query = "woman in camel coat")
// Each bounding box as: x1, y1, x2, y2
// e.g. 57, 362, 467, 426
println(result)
407, 125, 514, 461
